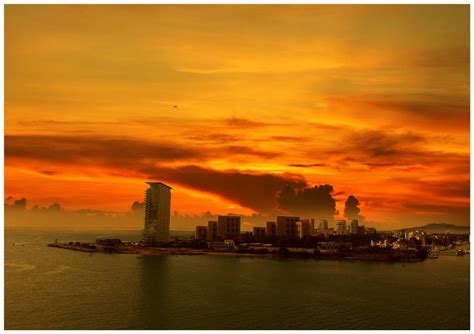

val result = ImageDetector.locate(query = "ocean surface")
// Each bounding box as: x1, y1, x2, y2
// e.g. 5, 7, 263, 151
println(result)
4, 229, 470, 330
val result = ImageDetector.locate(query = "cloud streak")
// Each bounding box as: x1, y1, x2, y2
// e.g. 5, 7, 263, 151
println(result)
6, 134, 307, 213
141, 165, 307, 213
5, 134, 280, 166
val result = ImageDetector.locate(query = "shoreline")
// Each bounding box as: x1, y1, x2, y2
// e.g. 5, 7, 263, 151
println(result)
48, 243, 428, 262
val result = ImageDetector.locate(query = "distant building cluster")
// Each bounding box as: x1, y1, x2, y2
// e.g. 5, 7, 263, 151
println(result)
371, 230, 428, 250
141, 181, 378, 247
195, 215, 242, 241
194, 215, 377, 242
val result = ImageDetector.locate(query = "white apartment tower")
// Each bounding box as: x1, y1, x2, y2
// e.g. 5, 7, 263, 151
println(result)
143, 182, 172, 245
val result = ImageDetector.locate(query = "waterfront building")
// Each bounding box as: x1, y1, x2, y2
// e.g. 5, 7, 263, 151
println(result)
266, 221, 277, 237
276, 216, 300, 239
336, 220, 347, 235
319, 220, 329, 232
405, 230, 427, 245
372, 240, 388, 248
208, 221, 218, 241
195, 226, 208, 240
392, 239, 408, 250
366, 227, 377, 234
217, 215, 241, 239
207, 241, 227, 250
357, 225, 366, 235
253, 227, 266, 239
350, 219, 359, 234
143, 182, 172, 245
296, 219, 311, 238
224, 239, 236, 249
404, 230, 410, 240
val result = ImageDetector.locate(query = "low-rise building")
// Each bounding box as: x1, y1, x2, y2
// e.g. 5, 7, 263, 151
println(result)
195, 226, 208, 240
224, 239, 236, 249
217, 215, 241, 239
297, 219, 312, 238
253, 227, 266, 239
208, 221, 218, 241
366, 227, 377, 234
392, 240, 408, 250
266, 221, 277, 237
371, 240, 388, 248
277, 216, 300, 239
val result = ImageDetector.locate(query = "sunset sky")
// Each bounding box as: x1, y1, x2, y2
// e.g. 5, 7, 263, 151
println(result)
5, 5, 470, 229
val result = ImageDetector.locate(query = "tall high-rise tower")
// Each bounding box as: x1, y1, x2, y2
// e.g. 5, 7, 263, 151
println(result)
143, 182, 172, 245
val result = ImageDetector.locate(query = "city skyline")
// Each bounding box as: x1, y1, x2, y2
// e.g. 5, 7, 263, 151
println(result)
5, 5, 470, 229
4, 184, 466, 232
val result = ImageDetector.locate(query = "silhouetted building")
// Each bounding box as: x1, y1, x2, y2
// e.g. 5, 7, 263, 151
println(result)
277, 216, 300, 239
309, 219, 316, 234
253, 227, 266, 239
319, 220, 329, 232
195, 226, 208, 240
336, 220, 347, 235
350, 219, 359, 234
217, 215, 241, 239
143, 182, 171, 245
366, 227, 377, 234
297, 219, 311, 238
208, 221, 218, 241
266, 221, 277, 237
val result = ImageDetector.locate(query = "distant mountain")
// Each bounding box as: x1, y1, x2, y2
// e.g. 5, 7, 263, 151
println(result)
409, 223, 470, 234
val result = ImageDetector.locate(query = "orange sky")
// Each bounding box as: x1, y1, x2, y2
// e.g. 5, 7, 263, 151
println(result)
5, 5, 470, 229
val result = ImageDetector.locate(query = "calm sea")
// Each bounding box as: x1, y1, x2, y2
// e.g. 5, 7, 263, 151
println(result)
4, 230, 470, 330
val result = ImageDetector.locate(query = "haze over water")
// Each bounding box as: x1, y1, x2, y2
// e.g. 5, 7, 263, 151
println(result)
5, 230, 469, 330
